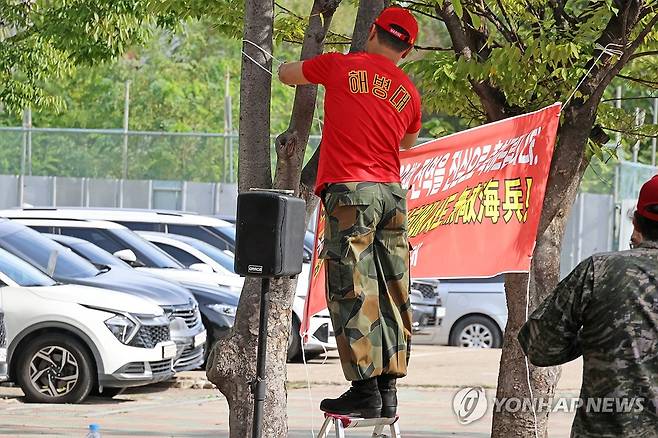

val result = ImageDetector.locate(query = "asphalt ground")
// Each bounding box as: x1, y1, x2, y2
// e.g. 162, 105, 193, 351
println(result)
0, 345, 581, 437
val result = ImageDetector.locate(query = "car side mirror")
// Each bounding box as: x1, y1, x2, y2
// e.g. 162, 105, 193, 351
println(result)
189, 263, 214, 274
113, 249, 140, 267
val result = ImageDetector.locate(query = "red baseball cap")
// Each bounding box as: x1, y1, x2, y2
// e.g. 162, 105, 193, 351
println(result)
637, 175, 658, 221
374, 7, 418, 46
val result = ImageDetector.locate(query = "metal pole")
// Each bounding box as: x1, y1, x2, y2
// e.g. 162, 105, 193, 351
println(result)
251, 277, 270, 438
651, 97, 658, 166
224, 69, 230, 183
632, 108, 645, 162
26, 107, 32, 176
227, 80, 234, 184
19, 109, 28, 206
122, 80, 131, 180
615, 86, 623, 160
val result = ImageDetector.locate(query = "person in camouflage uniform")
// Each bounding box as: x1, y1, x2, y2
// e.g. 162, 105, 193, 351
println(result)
278, 7, 421, 418
519, 175, 658, 438
321, 182, 412, 383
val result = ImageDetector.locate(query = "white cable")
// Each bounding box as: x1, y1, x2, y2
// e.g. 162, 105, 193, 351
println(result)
241, 49, 274, 76
300, 330, 316, 437
243, 39, 285, 66
524, 277, 540, 438
564, 43, 624, 107
240, 39, 285, 77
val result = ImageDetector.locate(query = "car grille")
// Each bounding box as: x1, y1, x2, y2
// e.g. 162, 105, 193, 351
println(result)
412, 282, 437, 300
0, 313, 5, 348
120, 362, 146, 374
129, 325, 171, 349
174, 345, 204, 372
163, 304, 201, 329
149, 359, 174, 378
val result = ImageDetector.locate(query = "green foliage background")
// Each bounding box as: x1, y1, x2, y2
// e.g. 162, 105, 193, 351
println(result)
0, 0, 656, 185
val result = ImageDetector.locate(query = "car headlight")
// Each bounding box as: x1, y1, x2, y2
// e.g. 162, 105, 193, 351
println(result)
105, 314, 139, 344
206, 303, 237, 317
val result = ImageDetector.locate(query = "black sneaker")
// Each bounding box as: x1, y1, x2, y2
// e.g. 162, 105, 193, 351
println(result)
377, 375, 397, 418
320, 377, 382, 418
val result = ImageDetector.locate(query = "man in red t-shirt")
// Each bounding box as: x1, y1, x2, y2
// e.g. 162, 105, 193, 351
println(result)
279, 7, 421, 418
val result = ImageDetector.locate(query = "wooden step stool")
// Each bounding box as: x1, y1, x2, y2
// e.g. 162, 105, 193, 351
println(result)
317, 413, 402, 438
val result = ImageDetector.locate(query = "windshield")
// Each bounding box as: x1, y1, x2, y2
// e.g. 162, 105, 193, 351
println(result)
112, 229, 183, 269
0, 228, 99, 279
186, 239, 236, 273
72, 242, 129, 268
212, 226, 235, 242
0, 247, 57, 287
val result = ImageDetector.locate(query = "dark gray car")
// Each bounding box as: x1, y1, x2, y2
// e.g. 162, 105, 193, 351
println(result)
0, 220, 206, 372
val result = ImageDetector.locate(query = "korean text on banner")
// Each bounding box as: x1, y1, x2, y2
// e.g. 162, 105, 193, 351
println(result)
301, 103, 562, 337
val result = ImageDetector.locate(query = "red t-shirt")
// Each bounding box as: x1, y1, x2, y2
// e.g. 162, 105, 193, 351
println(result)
302, 52, 421, 195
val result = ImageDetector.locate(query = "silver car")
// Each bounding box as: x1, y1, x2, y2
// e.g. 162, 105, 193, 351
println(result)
412, 276, 506, 348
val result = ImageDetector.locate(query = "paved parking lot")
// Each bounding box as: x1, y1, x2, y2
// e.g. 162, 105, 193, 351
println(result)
0, 346, 581, 437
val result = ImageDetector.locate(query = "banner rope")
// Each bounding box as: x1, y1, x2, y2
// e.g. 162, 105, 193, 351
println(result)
241, 39, 284, 77
524, 275, 540, 438
563, 43, 623, 107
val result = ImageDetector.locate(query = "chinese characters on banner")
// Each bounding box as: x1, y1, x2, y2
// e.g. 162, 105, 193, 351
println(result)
301, 103, 562, 338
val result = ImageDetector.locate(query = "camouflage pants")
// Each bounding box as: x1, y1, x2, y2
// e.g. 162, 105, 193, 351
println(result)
320, 182, 412, 381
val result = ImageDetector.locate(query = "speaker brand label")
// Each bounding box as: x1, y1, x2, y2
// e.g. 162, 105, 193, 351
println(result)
248, 265, 264, 273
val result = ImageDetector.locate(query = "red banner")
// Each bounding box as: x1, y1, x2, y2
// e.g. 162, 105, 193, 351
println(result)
301, 103, 561, 338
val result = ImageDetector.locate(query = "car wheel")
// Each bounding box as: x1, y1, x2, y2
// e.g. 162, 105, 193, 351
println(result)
450, 316, 502, 349
17, 334, 95, 404
287, 316, 302, 362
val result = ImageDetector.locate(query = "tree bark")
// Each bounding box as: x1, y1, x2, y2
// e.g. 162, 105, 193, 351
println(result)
492, 118, 591, 436
206, 0, 275, 436
207, 0, 340, 437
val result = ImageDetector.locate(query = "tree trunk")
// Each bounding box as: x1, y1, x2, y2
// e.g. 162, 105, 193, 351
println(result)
207, 0, 341, 436
491, 114, 592, 436
206, 0, 275, 435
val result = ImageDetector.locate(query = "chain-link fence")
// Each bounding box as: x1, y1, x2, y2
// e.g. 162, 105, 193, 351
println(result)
0, 127, 328, 183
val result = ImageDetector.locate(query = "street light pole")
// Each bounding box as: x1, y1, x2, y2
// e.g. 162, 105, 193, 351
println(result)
122, 80, 131, 180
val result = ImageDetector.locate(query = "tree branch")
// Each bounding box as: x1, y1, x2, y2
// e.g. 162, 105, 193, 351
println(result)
603, 127, 658, 138
629, 49, 658, 60
436, 0, 511, 121
413, 43, 453, 51
407, 7, 443, 21
616, 73, 658, 88
594, 11, 658, 97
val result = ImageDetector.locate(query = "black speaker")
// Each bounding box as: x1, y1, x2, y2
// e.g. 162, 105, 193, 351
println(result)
234, 190, 306, 277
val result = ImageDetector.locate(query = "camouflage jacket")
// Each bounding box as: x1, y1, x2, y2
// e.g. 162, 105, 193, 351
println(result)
518, 241, 658, 438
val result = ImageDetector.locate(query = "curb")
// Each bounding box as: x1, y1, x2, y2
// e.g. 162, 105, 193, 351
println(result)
167, 376, 217, 390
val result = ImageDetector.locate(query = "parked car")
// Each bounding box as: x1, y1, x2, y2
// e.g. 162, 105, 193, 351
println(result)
11, 218, 243, 293
0, 296, 6, 383
0, 209, 335, 361
46, 233, 238, 361
0, 247, 177, 403
0, 219, 206, 371
434, 276, 507, 348
136, 231, 236, 275
134, 231, 334, 361
0, 207, 238, 251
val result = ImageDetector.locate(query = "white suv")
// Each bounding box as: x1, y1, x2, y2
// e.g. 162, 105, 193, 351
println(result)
0, 248, 177, 403
0, 304, 6, 382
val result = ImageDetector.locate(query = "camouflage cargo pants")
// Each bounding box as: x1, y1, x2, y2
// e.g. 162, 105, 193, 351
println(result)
320, 182, 412, 381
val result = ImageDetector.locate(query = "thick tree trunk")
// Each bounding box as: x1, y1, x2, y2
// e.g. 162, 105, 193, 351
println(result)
491, 115, 592, 437
207, 0, 341, 437
206, 0, 275, 436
